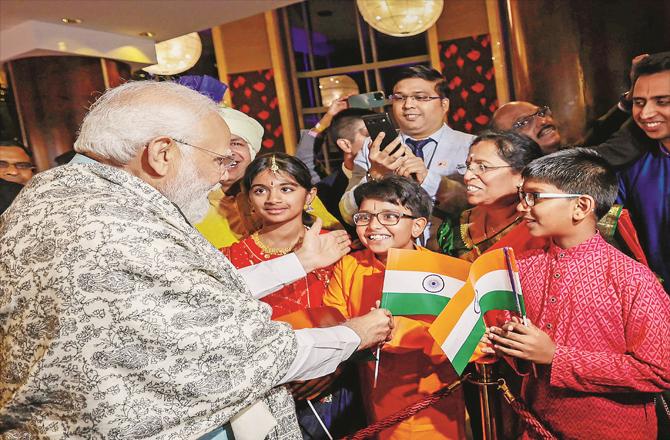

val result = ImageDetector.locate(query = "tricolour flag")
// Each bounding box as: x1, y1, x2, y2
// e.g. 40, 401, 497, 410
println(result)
381, 248, 471, 316
429, 247, 526, 375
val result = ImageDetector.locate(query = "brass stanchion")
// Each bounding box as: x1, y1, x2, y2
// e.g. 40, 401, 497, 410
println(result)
469, 362, 503, 440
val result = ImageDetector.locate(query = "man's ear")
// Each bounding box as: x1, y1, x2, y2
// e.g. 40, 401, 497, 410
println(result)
336, 138, 353, 154
411, 216, 428, 238
440, 97, 450, 115
145, 136, 178, 177
573, 195, 596, 221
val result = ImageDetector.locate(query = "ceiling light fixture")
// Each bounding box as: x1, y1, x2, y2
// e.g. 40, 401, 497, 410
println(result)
61, 18, 83, 24
139, 31, 155, 38
143, 32, 202, 76
357, 0, 443, 37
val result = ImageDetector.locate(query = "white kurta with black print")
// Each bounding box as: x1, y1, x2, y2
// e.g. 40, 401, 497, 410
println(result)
0, 163, 301, 439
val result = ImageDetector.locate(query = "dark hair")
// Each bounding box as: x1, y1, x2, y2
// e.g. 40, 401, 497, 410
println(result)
327, 108, 375, 146
521, 147, 617, 218
0, 140, 32, 157
354, 175, 433, 219
631, 51, 670, 89
393, 65, 449, 99
242, 152, 316, 226
470, 131, 542, 172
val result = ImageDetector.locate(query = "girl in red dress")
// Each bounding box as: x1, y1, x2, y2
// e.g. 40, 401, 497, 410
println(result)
221, 152, 332, 318
221, 152, 364, 439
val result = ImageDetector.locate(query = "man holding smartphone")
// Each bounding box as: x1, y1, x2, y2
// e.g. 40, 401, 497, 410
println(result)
339, 65, 474, 246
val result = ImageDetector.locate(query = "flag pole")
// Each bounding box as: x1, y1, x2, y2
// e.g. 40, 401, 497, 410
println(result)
503, 247, 537, 377
503, 247, 528, 326
373, 345, 381, 388
307, 399, 333, 440
474, 362, 503, 440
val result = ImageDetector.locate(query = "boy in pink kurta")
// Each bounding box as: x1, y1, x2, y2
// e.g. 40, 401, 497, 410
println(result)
485, 148, 670, 439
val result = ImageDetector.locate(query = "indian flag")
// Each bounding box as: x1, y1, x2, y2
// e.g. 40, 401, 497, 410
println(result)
429, 247, 526, 375
381, 248, 471, 316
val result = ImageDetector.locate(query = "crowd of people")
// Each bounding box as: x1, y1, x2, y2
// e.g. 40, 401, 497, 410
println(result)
0, 49, 668, 440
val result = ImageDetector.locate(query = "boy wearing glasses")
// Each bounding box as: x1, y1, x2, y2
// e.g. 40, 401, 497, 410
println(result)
323, 175, 466, 439
484, 148, 670, 439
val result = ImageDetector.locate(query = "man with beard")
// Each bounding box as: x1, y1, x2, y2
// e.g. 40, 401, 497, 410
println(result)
195, 107, 263, 248
0, 81, 394, 439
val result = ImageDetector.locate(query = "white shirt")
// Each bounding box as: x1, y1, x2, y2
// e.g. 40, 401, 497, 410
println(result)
237, 253, 361, 382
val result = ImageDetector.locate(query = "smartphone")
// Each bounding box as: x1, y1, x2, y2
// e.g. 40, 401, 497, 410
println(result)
347, 91, 386, 109
362, 113, 401, 154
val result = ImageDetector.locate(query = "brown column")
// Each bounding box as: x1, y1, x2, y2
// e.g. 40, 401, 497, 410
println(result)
6, 56, 129, 170
504, 0, 670, 143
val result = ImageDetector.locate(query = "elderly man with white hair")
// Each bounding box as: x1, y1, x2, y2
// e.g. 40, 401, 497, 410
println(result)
0, 81, 393, 439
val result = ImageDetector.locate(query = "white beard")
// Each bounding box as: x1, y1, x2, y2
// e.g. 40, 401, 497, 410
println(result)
162, 159, 219, 224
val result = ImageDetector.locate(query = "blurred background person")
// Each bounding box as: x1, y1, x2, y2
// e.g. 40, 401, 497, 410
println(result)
0, 140, 35, 185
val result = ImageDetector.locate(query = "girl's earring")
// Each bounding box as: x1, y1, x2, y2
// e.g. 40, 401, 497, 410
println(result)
304, 203, 314, 213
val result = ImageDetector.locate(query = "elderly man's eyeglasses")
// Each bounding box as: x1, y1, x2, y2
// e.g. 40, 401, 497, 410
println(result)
352, 211, 418, 226
0, 160, 35, 170
518, 189, 582, 207
173, 139, 238, 170
389, 94, 442, 103
512, 106, 551, 130
456, 163, 512, 176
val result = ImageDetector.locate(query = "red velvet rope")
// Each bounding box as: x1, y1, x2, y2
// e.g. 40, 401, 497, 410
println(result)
342, 374, 558, 440
342, 375, 468, 440
505, 398, 557, 439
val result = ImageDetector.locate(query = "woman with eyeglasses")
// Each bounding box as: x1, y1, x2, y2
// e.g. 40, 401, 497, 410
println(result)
436, 131, 545, 260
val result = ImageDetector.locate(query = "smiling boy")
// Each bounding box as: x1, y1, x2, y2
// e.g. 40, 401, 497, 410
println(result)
484, 148, 670, 439
323, 175, 465, 439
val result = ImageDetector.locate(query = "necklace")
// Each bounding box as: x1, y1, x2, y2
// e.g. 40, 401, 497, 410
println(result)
244, 231, 315, 311
251, 231, 298, 256
461, 210, 521, 252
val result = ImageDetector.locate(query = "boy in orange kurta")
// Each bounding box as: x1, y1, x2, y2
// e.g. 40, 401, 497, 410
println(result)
323, 176, 465, 439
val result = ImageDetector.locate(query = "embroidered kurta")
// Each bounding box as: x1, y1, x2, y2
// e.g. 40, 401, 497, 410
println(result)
0, 163, 301, 439
517, 233, 670, 439
323, 249, 465, 440
221, 234, 332, 319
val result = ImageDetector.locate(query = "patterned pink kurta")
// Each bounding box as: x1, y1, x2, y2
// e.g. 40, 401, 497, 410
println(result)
517, 233, 670, 440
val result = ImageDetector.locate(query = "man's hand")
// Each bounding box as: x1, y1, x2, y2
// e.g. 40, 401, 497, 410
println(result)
344, 308, 394, 350
367, 132, 406, 180
484, 320, 556, 364
314, 96, 351, 132
295, 218, 351, 273
326, 96, 351, 117
395, 152, 428, 184
289, 371, 340, 401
